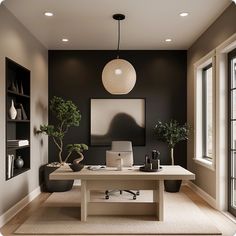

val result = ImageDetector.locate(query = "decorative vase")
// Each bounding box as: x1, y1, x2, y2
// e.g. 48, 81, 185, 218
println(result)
9, 100, 17, 119
15, 156, 24, 169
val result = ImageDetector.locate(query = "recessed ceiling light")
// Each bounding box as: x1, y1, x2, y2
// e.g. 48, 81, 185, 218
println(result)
165, 39, 172, 42
62, 38, 69, 42
0, 0, 5, 4
179, 12, 189, 17
44, 12, 54, 17
232, 0, 236, 4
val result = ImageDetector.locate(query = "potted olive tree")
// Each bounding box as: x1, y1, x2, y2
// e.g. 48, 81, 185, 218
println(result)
38, 96, 88, 192
154, 120, 190, 192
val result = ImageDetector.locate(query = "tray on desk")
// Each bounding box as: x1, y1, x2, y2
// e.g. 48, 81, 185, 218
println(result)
139, 166, 162, 172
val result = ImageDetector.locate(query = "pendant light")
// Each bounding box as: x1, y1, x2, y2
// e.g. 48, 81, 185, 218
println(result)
102, 14, 136, 95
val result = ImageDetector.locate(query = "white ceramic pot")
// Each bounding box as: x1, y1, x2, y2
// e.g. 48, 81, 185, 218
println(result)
9, 99, 17, 119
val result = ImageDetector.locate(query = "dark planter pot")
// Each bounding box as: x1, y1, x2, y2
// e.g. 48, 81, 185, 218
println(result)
44, 165, 74, 192
164, 180, 182, 192
69, 163, 84, 172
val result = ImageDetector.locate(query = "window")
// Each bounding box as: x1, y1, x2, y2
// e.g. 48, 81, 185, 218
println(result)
202, 64, 213, 160
228, 48, 236, 216
194, 53, 215, 169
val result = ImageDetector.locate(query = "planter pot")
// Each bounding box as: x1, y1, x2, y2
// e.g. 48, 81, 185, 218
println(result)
44, 165, 74, 192
164, 180, 182, 193
69, 163, 84, 172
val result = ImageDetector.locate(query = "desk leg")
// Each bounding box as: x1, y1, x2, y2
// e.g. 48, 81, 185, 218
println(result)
81, 180, 87, 222
158, 180, 164, 221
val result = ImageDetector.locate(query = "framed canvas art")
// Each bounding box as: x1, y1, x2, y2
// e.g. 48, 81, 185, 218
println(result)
90, 98, 146, 146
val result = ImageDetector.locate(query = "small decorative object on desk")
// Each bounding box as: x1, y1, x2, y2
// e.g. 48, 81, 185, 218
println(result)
15, 156, 24, 169
139, 152, 162, 172
9, 100, 17, 119
151, 149, 160, 169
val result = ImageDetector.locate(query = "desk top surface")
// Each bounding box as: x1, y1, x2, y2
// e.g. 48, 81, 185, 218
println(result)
50, 165, 195, 181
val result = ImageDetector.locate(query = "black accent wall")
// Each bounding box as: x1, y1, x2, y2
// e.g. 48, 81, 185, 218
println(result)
48, 50, 187, 167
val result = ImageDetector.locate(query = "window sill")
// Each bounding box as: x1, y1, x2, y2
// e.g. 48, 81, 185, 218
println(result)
193, 158, 215, 171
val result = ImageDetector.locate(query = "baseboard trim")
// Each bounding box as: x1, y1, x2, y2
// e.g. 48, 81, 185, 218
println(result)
0, 186, 41, 228
186, 181, 217, 209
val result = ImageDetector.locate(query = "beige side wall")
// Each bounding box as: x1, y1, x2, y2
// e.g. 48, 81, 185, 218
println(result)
187, 3, 236, 198
0, 6, 48, 215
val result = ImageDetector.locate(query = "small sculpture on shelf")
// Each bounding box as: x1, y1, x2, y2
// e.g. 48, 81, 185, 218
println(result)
8, 80, 17, 92
16, 108, 22, 120
19, 81, 24, 95
19, 103, 28, 120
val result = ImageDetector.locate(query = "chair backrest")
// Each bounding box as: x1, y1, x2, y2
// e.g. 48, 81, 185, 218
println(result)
111, 141, 133, 152
106, 141, 133, 167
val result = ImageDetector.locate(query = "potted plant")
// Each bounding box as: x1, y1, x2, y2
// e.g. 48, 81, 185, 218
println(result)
154, 120, 190, 192
38, 96, 88, 192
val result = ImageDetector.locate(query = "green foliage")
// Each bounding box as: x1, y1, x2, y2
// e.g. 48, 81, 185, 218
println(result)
50, 96, 81, 128
38, 125, 64, 138
154, 120, 190, 148
37, 96, 88, 163
67, 144, 88, 154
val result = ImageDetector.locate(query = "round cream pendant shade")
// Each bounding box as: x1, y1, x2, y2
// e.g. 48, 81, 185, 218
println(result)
102, 58, 136, 95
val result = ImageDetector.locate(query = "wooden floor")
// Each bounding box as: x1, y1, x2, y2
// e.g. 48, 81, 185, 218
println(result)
0, 186, 235, 236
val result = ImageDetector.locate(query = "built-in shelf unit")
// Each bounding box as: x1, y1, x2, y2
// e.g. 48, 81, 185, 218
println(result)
5, 58, 31, 180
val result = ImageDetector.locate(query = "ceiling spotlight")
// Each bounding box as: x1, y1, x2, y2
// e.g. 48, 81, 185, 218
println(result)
0, 0, 5, 4
179, 12, 189, 17
62, 38, 69, 42
165, 39, 172, 42
44, 12, 54, 17
232, 0, 236, 4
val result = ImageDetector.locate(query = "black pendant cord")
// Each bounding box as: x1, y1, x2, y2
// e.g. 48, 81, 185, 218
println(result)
113, 14, 125, 59
117, 19, 120, 59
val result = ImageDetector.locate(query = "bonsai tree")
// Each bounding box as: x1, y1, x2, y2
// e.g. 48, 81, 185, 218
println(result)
154, 120, 189, 165
38, 96, 88, 165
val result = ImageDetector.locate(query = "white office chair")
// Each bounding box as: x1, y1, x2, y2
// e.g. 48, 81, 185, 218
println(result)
105, 141, 139, 200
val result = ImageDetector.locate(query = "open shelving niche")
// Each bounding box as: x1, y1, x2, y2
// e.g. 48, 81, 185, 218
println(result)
5, 58, 31, 180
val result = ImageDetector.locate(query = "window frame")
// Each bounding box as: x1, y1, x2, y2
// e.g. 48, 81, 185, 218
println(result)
202, 63, 213, 160
194, 51, 216, 170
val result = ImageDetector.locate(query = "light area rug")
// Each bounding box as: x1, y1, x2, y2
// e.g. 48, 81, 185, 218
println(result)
15, 188, 221, 235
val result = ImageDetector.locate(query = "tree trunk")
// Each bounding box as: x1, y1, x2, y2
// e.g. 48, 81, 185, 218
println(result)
170, 147, 174, 165
74, 152, 84, 164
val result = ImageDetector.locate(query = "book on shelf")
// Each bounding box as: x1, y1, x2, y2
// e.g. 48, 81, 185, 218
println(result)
7, 139, 29, 147
7, 154, 14, 179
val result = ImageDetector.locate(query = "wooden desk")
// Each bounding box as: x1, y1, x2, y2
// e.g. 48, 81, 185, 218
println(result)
50, 165, 195, 222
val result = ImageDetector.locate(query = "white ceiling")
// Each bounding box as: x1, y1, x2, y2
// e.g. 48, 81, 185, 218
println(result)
3, 0, 232, 50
